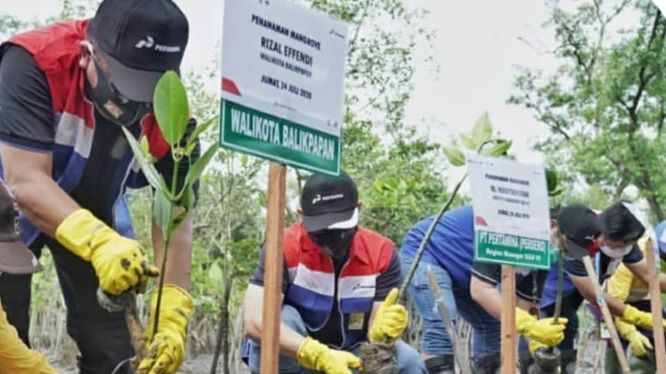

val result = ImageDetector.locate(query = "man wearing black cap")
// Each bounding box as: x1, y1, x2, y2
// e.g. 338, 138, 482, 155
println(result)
242, 171, 425, 374
0, 179, 54, 373
0, 1, 197, 373
537, 202, 666, 372
399, 205, 566, 374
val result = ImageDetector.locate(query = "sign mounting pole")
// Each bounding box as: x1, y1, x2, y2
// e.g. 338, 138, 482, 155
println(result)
260, 163, 287, 373
646, 238, 666, 373
500, 265, 517, 374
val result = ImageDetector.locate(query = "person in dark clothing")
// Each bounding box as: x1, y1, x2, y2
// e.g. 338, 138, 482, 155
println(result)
537, 202, 666, 373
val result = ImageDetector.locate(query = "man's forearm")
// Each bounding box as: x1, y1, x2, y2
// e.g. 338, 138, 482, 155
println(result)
9, 171, 78, 236
605, 292, 627, 316
470, 282, 502, 319
659, 273, 666, 293
151, 210, 193, 289
246, 321, 306, 359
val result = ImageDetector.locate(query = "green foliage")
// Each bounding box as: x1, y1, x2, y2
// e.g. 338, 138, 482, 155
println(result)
340, 118, 452, 245
122, 127, 167, 191
153, 71, 190, 146
471, 112, 493, 147
443, 146, 466, 166
509, 0, 666, 219
443, 112, 515, 167
487, 140, 512, 157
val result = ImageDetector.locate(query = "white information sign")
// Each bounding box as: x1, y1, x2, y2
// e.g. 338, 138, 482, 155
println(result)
220, 0, 349, 175
467, 154, 551, 269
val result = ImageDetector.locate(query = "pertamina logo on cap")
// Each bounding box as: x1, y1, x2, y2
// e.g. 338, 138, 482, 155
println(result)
311, 193, 344, 205
134, 35, 181, 53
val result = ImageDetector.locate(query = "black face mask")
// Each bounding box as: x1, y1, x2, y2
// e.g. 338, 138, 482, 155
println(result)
308, 227, 357, 261
86, 59, 151, 126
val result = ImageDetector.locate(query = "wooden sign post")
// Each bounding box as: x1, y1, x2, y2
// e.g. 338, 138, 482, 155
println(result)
466, 154, 552, 374
581, 256, 630, 373
500, 265, 517, 374
260, 163, 287, 373
645, 239, 666, 373
220, 0, 348, 371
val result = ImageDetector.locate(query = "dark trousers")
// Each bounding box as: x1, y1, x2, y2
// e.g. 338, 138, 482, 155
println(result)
0, 236, 134, 374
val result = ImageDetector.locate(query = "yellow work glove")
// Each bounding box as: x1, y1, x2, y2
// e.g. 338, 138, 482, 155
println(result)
528, 340, 548, 357
137, 284, 193, 374
515, 308, 568, 347
369, 288, 408, 342
55, 209, 159, 295
616, 318, 652, 357
620, 304, 666, 330
297, 337, 362, 374
0, 304, 55, 373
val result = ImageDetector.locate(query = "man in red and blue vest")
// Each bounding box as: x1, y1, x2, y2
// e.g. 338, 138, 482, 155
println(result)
0, 1, 197, 373
242, 171, 425, 374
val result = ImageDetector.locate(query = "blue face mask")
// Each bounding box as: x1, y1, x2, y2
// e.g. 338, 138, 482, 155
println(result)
86, 59, 151, 126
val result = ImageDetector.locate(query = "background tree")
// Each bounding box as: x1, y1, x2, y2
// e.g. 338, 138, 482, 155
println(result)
510, 0, 666, 221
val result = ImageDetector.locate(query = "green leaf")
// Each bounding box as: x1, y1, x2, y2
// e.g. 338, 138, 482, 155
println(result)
472, 111, 492, 146
185, 115, 218, 153
153, 71, 190, 145
185, 143, 219, 187
549, 187, 564, 197
443, 146, 466, 166
121, 127, 167, 192
240, 154, 249, 167
139, 135, 151, 158
180, 184, 196, 212
487, 140, 512, 157
545, 168, 559, 193
152, 188, 172, 241
460, 133, 478, 150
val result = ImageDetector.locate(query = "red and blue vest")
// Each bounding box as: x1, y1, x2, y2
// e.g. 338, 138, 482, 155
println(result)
283, 223, 396, 349
0, 20, 170, 245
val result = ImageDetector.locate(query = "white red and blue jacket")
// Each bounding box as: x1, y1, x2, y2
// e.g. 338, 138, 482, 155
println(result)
283, 223, 396, 349
0, 20, 170, 246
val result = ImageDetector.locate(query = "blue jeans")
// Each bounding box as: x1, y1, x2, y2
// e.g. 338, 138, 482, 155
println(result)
401, 255, 502, 358
247, 304, 425, 373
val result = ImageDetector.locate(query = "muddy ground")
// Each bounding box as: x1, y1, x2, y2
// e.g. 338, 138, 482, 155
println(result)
45, 352, 251, 374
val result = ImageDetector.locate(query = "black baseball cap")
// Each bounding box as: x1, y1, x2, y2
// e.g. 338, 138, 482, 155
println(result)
558, 204, 602, 259
301, 171, 359, 232
88, 0, 189, 102
0, 180, 41, 274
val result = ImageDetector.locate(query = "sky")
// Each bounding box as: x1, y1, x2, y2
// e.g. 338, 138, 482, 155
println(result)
2, 0, 650, 185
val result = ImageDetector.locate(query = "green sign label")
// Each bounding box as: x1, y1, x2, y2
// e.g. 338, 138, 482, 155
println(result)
220, 100, 340, 175
475, 230, 551, 269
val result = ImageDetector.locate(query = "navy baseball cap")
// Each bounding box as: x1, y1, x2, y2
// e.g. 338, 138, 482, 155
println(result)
88, 0, 189, 102
301, 171, 359, 232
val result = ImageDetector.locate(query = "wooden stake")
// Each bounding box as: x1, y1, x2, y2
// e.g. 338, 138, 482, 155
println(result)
581, 256, 630, 374
645, 238, 666, 373
260, 163, 287, 374
426, 269, 472, 374
500, 265, 516, 374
